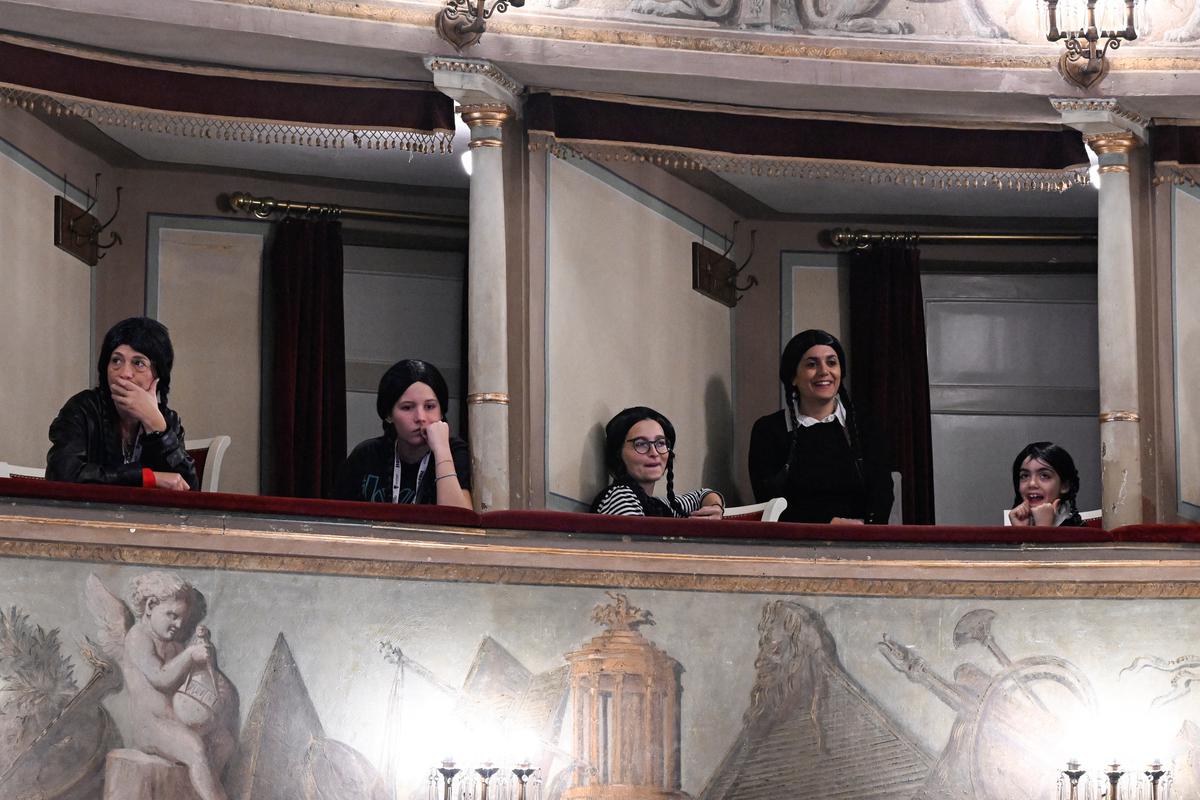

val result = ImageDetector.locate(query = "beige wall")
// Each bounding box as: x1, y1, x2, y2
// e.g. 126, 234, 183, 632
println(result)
156, 227, 265, 494
0, 111, 100, 468
544, 156, 735, 508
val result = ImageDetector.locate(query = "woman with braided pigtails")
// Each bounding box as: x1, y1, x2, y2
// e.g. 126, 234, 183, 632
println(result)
748, 329, 893, 524
590, 406, 724, 518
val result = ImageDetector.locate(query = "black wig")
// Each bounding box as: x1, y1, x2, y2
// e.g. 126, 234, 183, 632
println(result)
97, 317, 175, 405
1010, 441, 1079, 513
601, 406, 680, 514
376, 359, 450, 436
778, 329, 863, 475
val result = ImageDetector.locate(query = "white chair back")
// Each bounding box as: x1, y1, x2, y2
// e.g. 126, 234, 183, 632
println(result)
723, 497, 788, 522
888, 471, 903, 525
184, 435, 232, 492
0, 462, 47, 479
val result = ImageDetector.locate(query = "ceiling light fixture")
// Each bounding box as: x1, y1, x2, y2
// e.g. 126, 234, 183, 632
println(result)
1043, 0, 1140, 88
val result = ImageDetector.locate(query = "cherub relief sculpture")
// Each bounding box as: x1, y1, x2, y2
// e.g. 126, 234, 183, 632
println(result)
626, 0, 1008, 39
87, 572, 238, 800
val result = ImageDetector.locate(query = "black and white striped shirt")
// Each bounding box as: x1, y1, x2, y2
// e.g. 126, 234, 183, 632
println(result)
591, 483, 718, 517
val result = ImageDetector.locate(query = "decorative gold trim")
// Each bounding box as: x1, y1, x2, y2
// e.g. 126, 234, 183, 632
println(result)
468, 137, 503, 149
1100, 410, 1141, 423
131, 0, 1200, 72
467, 392, 510, 404
1153, 164, 1200, 187
0, 85, 453, 154
532, 136, 1089, 193
1085, 132, 1139, 156
1098, 164, 1129, 174
7, 533, 1200, 599
1051, 98, 1150, 128
426, 58, 524, 96
460, 104, 512, 129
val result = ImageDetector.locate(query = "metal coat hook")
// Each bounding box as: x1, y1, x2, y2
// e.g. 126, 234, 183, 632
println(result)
71, 174, 123, 256
727, 228, 758, 299
53, 173, 123, 266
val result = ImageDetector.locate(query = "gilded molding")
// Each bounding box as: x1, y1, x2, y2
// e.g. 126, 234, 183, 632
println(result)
1098, 164, 1130, 174
1100, 410, 1141, 423
1051, 99, 1151, 129
461, 104, 513, 128
7, 535, 1200, 599
467, 391, 510, 404
207, 0, 1200, 71
0, 86, 453, 153
6, 508, 1200, 600
468, 138, 503, 148
1153, 165, 1200, 187
532, 137, 1090, 193
1086, 131, 1139, 155
427, 58, 524, 97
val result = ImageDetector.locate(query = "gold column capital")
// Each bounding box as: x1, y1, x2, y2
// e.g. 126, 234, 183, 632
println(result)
1085, 131, 1138, 156
460, 103, 513, 129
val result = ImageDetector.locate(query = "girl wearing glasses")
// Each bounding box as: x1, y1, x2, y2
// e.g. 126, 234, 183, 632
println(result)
748, 329, 893, 524
590, 406, 724, 517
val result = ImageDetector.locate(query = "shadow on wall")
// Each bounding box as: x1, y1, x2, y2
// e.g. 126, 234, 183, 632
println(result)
702, 376, 739, 505
578, 420, 607, 508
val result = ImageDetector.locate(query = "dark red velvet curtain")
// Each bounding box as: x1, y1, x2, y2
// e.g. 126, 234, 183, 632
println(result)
263, 219, 347, 498
848, 245, 935, 524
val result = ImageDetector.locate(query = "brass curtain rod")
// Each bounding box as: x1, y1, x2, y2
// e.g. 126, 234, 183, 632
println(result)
827, 228, 1097, 248
226, 192, 468, 227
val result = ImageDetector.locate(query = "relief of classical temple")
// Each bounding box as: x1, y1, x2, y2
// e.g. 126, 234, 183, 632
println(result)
565, 594, 687, 800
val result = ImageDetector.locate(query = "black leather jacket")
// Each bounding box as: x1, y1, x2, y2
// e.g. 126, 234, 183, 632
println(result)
46, 388, 199, 490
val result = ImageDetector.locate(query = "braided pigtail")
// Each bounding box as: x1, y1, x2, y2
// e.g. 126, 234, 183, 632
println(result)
841, 388, 866, 481
665, 451, 681, 515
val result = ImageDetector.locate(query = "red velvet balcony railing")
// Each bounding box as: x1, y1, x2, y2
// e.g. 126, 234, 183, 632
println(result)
2, 477, 1197, 545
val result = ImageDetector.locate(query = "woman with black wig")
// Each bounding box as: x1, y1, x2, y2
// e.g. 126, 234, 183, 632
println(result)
590, 406, 724, 518
47, 316, 197, 490
333, 359, 472, 509
1006, 441, 1083, 527
748, 329, 892, 524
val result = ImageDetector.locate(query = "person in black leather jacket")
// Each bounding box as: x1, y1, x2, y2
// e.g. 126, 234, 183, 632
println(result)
46, 317, 197, 491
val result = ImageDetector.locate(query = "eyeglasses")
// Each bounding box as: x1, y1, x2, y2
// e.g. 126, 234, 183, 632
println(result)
626, 437, 671, 455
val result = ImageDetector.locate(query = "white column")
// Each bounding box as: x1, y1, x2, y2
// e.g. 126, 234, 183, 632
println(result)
1087, 131, 1143, 527
462, 103, 512, 511
426, 58, 524, 511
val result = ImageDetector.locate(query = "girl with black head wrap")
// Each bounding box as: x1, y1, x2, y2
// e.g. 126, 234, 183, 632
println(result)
590, 406, 724, 517
333, 359, 472, 508
748, 329, 893, 524
47, 317, 197, 490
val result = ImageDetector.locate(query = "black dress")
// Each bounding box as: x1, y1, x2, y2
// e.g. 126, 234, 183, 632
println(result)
748, 409, 893, 524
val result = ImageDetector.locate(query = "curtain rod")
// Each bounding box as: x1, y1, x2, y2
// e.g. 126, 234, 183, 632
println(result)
826, 228, 1097, 248
226, 192, 468, 227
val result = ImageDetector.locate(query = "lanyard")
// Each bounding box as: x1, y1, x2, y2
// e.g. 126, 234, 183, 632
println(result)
392, 449, 431, 504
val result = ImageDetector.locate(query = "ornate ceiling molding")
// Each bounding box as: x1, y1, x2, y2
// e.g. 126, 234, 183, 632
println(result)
218, 0, 1200, 72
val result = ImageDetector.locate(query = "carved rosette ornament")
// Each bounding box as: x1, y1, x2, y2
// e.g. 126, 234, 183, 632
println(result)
565, 593, 688, 800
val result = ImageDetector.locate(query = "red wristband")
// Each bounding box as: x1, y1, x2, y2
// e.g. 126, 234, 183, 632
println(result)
142, 467, 156, 488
